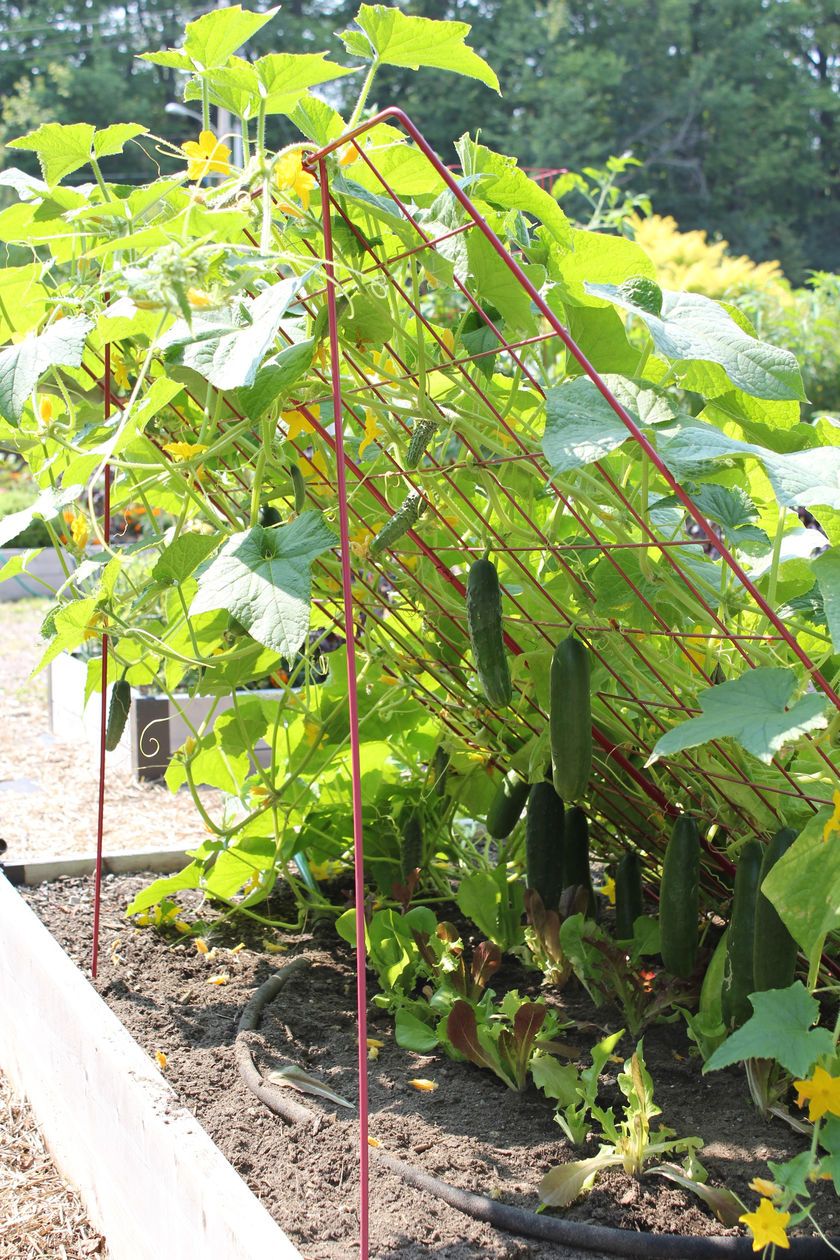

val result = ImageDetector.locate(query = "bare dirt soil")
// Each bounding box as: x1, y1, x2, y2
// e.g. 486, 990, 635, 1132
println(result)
20, 872, 839, 1260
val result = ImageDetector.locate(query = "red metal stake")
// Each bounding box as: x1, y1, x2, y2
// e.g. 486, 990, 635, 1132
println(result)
319, 158, 370, 1259
91, 344, 112, 980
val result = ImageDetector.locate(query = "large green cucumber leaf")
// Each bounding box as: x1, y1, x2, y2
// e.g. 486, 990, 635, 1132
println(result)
190, 513, 336, 658
161, 274, 312, 391
185, 52, 353, 120
7, 123, 146, 186
0, 316, 92, 424
542, 375, 675, 472
586, 284, 804, 402
141, 4, 278, 72
812, 549, 840, 652
704, 983, 834, 1077
541, 377, 840, 514
341, 7, 499, 91
762, 808, 840, 961
648, 667, 829, 766
455, 138, 571, 248
0, 483, 82, 548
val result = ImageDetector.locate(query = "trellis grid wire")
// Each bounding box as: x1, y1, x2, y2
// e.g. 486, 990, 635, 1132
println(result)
84, 108, 840, 1258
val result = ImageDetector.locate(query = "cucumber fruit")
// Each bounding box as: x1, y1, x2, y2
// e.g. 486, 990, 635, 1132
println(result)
525, 781, 565, 912
659, 815, 700, 979
369, 490, 425, 557
563, 805, 597, 917
289, 462, 306, 514
721, 839, 762, 1030
105, 680, 131, 752
406, 419, 437, 469
430, 745, 450, 798
550, 636, 592, 801
699, 928, 729, 1029
486, 770, 530, 840
466, 558, 512, 708
400, 809, 423, 883
615, 851, 644, 939
753, 827, 799, 994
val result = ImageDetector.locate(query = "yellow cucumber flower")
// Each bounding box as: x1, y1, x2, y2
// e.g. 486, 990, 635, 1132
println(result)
748, 1177, 781, 1199
738, 1197, 790, 1251
69, 513, 89, 550
793, 1064, 840, 1121
163, 441, 208, 462
282, 406, 318, 442
186, 287, 214, 309
112, 357, 130, 390
597, 875, 616, 905
275, 150, 316, 212
358, 411, 383, 457
181, 130, 232, 181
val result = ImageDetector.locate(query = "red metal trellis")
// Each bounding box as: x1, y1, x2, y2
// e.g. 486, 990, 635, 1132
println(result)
87, 109, 840, 1256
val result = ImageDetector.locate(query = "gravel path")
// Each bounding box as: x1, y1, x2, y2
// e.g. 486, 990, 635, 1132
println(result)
0, 1070, 107, 1259
0, 600, 220, 863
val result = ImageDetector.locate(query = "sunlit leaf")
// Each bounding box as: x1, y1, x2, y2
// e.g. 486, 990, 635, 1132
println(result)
190, 513, 336, 658
341, 6, 499, 91
648, 667, 829, 765
704, 983, 833, 1077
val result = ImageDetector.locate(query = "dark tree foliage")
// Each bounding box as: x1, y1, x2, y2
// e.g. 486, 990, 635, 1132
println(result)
0, 0, 837, 279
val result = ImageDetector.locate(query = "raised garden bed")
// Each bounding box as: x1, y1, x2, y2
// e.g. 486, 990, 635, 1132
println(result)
0, 859, 301, 1260
48, 652, 280, 781
12, 868, 839, 1259
0, 547, 74, 602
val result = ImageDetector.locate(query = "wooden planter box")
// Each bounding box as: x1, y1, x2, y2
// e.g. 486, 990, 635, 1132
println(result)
0, 855, 302, 1260
0, 546, 73, 601
47, 653, 281, 782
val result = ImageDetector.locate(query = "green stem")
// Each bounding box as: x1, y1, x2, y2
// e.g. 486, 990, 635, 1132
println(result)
765, 511, 787, 613
348, 59, 380, 128
89, 156, 113, 204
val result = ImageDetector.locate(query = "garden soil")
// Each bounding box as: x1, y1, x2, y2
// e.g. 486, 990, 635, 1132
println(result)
21, 873, 839, 1260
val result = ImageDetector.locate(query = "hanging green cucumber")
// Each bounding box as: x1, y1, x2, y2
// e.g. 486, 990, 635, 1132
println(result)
260, 503, 282, 527
699, 929, 729, 1030
400, 809, 424, 883
525, 781, 565, 912
369, 490, 426, 557
615, 851, 644, 939
430, 745, 451, 798
466, 558, 512, 708
659, 815, 700, 979
405, 419, 437, 470
550, 635, 592, 801
721, 839, 762, 1030
753, 826, 799, 994
486, 770, 530, 840
563, 805, 597, 918
105, 679, 131, 752
289, 462, 306, 514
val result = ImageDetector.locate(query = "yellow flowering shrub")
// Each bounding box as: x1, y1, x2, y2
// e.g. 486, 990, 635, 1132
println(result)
630, 214, 787, 301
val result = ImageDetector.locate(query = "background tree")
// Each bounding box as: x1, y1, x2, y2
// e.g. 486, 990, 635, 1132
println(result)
0, 0, 837, 280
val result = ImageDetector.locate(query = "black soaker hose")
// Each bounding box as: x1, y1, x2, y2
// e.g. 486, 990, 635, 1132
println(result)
235, 962, 837, 1259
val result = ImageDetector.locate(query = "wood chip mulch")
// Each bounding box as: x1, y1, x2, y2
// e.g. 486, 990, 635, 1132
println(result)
0, 1070, 107, 1259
